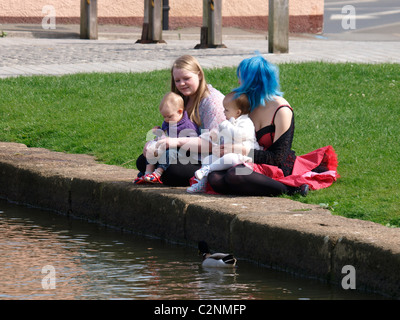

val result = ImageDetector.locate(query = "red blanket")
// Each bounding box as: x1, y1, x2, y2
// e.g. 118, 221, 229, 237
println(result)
249, 145, 339, 190
190, 145, 340, 193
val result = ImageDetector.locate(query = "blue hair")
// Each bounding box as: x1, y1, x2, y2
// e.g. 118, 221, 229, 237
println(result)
234, 54, 283, 111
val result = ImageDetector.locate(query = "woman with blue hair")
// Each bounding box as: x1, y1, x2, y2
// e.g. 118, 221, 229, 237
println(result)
234, 54, 283, 111
207, 55, 339, 196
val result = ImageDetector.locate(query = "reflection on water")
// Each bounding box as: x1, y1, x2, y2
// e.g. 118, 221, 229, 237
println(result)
0, 199, 383, 300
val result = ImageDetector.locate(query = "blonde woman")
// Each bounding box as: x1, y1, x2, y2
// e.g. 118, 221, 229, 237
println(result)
136, 55, 226, 186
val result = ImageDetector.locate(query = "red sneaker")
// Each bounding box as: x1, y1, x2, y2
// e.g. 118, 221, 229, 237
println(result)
144, 172, 163, 184
133, 175, 147, 184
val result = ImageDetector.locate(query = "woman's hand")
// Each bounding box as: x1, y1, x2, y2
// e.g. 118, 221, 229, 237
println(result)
220, 143, 248, 157
211, 144, 221, 158
154, 136, 205, 155
219, 143, 232, 157
155, 137, 179, 151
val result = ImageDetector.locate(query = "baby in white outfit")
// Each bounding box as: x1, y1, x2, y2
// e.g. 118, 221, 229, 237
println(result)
187, 91, 261, 193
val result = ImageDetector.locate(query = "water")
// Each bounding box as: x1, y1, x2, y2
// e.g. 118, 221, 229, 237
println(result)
0, 199, 384, 300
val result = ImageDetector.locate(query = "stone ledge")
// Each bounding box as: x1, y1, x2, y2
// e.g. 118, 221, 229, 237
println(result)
0, 142, 399, 298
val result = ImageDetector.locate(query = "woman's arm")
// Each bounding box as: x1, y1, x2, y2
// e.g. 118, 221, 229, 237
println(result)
155, 136, 213, 155
272, 107, 292, 143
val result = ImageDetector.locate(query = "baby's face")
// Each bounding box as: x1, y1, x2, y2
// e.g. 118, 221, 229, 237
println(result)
223, 97, 241, 120
161, 105, 183, 123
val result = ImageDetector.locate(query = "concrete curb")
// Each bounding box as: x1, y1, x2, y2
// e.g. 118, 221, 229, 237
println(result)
0, 142, 399, 298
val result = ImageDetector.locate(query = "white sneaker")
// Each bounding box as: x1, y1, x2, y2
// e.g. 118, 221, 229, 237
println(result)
195, 165, 210, 180
187, 177, 207, 193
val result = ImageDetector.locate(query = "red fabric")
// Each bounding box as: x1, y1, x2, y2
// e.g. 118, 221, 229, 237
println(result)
191, 145, 339, 194
258, 131, 274, 150
251, 145, 339, 190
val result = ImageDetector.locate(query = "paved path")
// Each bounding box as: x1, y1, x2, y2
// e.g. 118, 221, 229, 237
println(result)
1, 25, 400, 78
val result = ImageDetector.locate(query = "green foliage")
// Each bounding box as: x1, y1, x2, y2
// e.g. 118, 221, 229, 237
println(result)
0, 63, 399, 227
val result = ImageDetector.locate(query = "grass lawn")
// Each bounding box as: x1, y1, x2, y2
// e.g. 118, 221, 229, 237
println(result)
0, 62, 399, 227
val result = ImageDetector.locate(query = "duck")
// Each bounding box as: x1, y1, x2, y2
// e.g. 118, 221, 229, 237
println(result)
198, 241, 237, 268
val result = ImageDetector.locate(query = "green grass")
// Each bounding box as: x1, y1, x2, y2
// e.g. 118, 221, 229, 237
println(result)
0, 63, 399, 227
0, 72, 171, 165
279, 63, 400, 227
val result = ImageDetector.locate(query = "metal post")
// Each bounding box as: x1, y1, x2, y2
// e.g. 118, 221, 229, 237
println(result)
195, 0, 226, 49
163, 0, 170, 30
268, 0, 289, 53
80, 0, 98, 40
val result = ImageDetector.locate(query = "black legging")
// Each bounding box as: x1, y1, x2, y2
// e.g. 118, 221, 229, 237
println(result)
136, 154, 201, 187
207, 164, 291, 196
137, 156, 295, 193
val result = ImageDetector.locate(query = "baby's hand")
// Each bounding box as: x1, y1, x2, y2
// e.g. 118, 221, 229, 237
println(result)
155, 128, 168, 141
145, 140, 159, 159
152, 126, 164, 137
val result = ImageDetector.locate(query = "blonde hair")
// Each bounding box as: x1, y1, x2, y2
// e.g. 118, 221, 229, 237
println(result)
159, 92, 184, 113
171, 55, 209, 127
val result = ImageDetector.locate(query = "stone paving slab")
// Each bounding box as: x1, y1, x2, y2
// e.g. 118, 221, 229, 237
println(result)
1, 32, 400, 79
